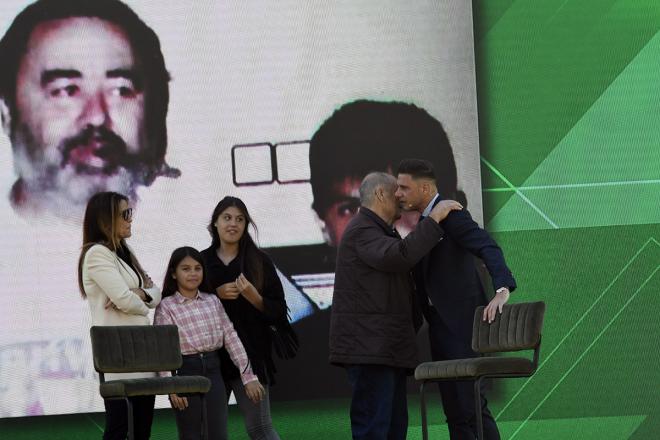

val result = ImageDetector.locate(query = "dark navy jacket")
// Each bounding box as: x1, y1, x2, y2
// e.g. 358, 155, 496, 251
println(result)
414, 196, 517, 333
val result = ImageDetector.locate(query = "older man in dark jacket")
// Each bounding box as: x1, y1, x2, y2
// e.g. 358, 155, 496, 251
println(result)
329, 172, 462, 440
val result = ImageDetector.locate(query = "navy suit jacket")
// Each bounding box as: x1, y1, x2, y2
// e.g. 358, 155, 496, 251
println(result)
414, 196, 516, 335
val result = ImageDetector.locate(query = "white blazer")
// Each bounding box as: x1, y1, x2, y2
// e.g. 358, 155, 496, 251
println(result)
83, 243, 162, 380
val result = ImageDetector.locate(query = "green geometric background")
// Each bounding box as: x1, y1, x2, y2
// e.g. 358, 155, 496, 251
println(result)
485, 27, 660, 232
473, 1, 660, 439
2, 1, 658, 438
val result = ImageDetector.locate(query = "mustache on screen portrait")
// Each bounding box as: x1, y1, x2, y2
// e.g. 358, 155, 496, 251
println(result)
60, 126, 131, 174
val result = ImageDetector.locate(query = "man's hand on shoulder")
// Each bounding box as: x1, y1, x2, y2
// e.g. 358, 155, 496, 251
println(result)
428, 200, 463, 222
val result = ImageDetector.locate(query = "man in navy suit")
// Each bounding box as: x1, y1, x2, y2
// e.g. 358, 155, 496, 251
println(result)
396, 158, 516, 440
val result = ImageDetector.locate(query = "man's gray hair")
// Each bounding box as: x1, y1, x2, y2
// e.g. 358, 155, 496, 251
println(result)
360, 172, 396, 207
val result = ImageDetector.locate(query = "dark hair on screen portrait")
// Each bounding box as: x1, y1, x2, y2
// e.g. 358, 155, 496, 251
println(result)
161, 246, 212, 298
309, 99, 466, 217
0, 0, 175, 184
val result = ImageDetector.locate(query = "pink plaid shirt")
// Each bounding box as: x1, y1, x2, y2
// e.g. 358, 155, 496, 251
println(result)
154, 291, 258, 384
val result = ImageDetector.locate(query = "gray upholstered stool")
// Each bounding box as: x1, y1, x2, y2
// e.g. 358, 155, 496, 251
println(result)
90, 325, 212, 440
415, 301, 546, 440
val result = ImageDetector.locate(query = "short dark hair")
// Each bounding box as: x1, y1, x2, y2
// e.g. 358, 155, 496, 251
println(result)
0, 0, 172, 183
161, 247, 212, 298
309, 100, 461, 217
396, 158, 436, 180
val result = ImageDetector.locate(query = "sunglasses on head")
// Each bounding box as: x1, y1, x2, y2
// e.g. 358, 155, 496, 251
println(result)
121, 208, 133, 221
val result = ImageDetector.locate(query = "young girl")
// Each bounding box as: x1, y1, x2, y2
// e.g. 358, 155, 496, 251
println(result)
154, 247, 264, 440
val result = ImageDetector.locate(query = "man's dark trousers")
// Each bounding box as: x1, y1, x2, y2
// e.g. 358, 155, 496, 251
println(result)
346, 365, 408, 440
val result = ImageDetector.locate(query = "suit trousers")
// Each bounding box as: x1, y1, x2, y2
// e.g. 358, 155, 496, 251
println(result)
426, 302, 500, 440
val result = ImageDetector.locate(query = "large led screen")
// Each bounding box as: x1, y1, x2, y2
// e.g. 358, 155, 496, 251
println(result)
0, 0, 481, 417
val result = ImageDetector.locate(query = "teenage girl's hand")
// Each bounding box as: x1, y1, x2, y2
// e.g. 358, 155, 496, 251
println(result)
244, 380, 265, 403
104, 298, 118, 310
217, 282, 240, 300
236, 273, 256, 296
169, 393, 188, 411
235, 273, 266, 312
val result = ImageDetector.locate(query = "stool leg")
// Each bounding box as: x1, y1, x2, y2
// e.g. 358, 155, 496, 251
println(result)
420, 382, 429, 440
474, 378, 484, 440
126, 397, 135, 440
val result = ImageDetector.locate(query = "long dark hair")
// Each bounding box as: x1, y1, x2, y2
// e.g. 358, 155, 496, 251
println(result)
77, 191, 145, 298
207, 196, 264, 291
161, 247, 211, 298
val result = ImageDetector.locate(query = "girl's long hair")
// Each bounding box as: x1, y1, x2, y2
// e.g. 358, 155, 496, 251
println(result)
77, 191, 146, 298
207, 196, 264, 291
161, 247, 211, 298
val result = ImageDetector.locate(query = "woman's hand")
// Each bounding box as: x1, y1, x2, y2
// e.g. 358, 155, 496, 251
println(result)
105, 294, 149, 312
236, 273, 257, 297
143, 273, 154, 289
169, 393, 188, 411
244, 380, 265, 403
217, 282, 240, 300
130, 287, 147, 301
104, 298, 118, 310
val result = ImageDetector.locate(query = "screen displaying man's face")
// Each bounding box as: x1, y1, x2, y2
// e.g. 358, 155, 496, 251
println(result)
320, 175, 418, 246
10, 17, 146, 207
320, 176, 361, 246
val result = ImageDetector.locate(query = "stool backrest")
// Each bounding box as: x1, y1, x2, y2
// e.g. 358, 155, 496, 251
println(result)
90, 325, 182, 373
471, 302, 545, 354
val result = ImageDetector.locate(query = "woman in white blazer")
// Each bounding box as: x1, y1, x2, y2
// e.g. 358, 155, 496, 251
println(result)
77, 191, 161, 440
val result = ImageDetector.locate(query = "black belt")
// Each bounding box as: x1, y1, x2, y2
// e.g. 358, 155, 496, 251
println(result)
182, 350, 219, 360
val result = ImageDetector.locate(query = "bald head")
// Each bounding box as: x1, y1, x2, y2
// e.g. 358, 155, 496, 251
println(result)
359, 172, 395, 207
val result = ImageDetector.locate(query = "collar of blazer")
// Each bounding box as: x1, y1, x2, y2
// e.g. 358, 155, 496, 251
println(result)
96, 242, 142, 287
115, 253, 141, 286
419, 194, 444, 277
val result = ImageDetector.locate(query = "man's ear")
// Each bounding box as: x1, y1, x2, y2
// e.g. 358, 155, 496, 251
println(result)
0, 98, 11, 137
375, 187, 385, 202
422, 180, 431, 194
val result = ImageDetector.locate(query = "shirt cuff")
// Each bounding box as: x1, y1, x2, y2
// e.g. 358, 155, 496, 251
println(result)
241, 372, 259, 385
